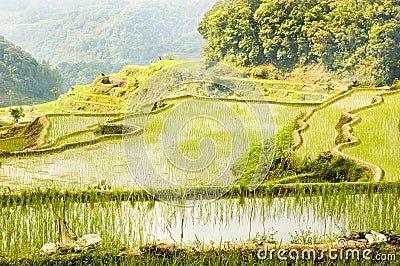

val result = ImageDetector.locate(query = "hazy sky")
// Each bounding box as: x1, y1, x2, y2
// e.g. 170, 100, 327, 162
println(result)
0, 0, 99, 12
0, 0, 200, 13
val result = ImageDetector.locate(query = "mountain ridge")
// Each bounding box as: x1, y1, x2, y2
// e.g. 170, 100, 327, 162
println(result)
0, 36, 63, 107
0, 0, 216, 89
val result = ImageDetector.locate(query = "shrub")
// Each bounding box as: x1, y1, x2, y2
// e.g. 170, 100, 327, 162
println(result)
232, 113, 304, 184
391, 79, 400, 90
94, 123, 129, 135
347, 80, 360, 90
249, 64, 282, 79
301, 153, 372, 182
9, 107, 25, 123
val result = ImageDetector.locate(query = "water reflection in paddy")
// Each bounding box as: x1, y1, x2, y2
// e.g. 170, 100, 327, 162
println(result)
1, 193, 398, 257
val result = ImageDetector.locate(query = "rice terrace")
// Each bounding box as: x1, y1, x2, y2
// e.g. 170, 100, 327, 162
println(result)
0, 0, 400, 265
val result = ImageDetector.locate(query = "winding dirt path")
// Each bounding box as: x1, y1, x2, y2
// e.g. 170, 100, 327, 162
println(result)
291, 88, 398, 182
333, 89, 400, 182
332, 110, 384, 182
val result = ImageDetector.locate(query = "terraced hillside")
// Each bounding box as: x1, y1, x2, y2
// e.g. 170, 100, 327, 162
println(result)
1, 60, 400, 265
0, 100, 310, 191
0, 61, 399, 192
295, 90, 385, 159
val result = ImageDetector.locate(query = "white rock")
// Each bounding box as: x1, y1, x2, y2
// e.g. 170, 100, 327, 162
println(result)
365, 234, 374, 244
42, 234, 102, 254
372, 230, 387, 243
366, 230, 387, 244
75, 234, 102, 248
72, 242, 83, 252
41, 243, 58, 254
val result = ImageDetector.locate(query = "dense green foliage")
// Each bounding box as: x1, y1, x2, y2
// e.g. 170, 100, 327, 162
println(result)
0, 0, 215, 89
198, 0, 400, 83
0, 36, 63, 107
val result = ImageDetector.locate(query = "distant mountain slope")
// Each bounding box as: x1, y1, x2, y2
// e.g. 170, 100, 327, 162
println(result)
0, 36, 63, 107
0, 0, 216, 88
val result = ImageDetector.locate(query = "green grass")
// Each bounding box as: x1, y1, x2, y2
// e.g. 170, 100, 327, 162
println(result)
56, 131, 96, 146
63, 99, 122, 108
0, 137, 26, 152
35, 101, 58, 115
70, 84, 90, 94
159, 59, 190, 66
265, 90, 327, 103
224, 76, 345, 103
0, 107, 9, 117
40, 130, 97, 149
345, 93, 400, 181
79, 92, 126, 100
0, 121, 10, 127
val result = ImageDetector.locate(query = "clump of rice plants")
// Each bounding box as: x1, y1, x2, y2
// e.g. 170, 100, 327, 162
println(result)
232, 113, 304, 185
301, 153, 372, 182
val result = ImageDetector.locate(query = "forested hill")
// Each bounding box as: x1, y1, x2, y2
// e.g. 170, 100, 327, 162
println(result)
0, 0, 216, 89
0, 36, 63, 107
198, 0, 400, 84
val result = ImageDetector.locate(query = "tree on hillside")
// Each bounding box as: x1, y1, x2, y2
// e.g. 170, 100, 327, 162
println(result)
7, 90, 14, 107
166, 53, 175, 60
51, 87, 59, 101
9, 107, 25, 123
